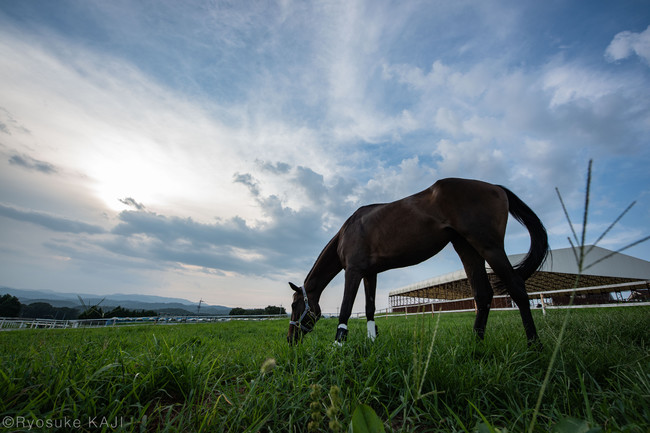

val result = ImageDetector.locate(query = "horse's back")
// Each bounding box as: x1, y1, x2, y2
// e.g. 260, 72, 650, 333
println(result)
337, 178, 510, 268
431, 178, 505, 200
342, 178, 507, 234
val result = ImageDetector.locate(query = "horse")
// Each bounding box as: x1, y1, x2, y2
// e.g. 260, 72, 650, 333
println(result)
287, 177, 548, 346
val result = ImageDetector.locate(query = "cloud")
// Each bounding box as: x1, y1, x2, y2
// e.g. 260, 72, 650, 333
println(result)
0, 203, 106, 234
102, 158, 439, 278
233, 173, 261, 198
542, 63, 623, 107
605, 25, 650, 65
257, 160, 291, 175
8, 154, 58, 175
118, 197, 146, 211
0, 107, 30, 135
293, 166, 327, 203
106, 202, 325, 277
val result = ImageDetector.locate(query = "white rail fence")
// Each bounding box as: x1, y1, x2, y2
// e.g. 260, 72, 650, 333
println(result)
0, 314, 288, 331
365, 300, 650, 320
3, 281, 648, 330
371, 281, 650, 319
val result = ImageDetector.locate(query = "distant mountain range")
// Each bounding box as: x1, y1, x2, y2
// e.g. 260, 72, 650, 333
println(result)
1, 287, 231, 316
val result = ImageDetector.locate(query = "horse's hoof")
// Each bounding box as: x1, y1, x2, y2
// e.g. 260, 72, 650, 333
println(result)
527, 338, 543, 351
335, 324, 348, 343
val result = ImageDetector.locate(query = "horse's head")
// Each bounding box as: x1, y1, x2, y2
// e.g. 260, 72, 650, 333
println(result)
287, 282, 321, 345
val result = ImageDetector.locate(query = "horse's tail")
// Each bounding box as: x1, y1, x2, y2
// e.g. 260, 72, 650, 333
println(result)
499, 186, 549, 280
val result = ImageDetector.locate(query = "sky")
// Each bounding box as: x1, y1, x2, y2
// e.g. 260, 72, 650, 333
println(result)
1, 0, 649, 314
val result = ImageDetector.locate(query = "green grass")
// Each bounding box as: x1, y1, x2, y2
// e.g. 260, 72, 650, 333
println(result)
1, 307, 648, 432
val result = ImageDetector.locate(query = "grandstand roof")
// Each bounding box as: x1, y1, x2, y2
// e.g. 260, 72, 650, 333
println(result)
389, 246, 650, 300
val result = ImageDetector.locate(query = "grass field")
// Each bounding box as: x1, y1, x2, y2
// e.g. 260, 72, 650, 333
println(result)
1, 306, 649, 432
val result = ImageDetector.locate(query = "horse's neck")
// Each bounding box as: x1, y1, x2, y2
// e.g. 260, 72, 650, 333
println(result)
304, 235, 343, 302
304, 269, 340, 303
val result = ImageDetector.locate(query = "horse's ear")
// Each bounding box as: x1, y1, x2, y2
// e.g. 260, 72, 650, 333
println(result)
289, 282, 300, 292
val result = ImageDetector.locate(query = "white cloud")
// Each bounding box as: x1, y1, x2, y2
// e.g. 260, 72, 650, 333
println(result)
433, 138, 508, 182
0, 23, 346, 225
542, 62, 625, 107
605, 25, 650, 65
434, 108, 463, 137
360, 156, 438, 204
0, 30, 230, 215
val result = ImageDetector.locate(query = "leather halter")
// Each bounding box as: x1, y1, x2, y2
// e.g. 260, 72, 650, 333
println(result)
289, 285, 318, 333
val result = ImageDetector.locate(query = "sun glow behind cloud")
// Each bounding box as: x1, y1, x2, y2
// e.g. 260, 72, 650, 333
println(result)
0, 24, 266, 223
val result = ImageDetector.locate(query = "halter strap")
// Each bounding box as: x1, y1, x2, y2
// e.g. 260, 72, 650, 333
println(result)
289, 285, 317, 333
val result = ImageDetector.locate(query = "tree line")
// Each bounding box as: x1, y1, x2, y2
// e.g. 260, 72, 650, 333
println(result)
229, 305, 286, 316
2, 294, 288, 319
0, 294, 157, 320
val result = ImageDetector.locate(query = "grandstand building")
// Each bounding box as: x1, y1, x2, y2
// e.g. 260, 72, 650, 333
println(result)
388, 246, 650, 313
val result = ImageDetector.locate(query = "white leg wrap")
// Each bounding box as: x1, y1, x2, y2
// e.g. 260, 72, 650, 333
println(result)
333, 323, 348, 347
367, 320, 376, 341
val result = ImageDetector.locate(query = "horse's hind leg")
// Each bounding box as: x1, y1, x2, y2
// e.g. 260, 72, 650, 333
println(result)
481, 249, 539, 345
453, 238, 493, 339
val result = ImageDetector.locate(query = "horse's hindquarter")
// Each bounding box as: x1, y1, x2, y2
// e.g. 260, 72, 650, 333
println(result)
431, 178, 509, 244
370, 178, 510, 242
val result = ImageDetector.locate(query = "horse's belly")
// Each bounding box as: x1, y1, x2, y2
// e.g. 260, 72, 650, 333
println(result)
371, 229, 450, 271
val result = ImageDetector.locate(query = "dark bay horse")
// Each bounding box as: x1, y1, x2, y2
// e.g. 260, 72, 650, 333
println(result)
287, 178, 548, 346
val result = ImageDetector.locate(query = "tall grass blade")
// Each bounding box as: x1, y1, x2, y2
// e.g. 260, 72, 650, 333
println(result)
417, 311, 441, 400
578, 370, 593, 424
583, 235, 650, 271
530, 160, 648, 433
585, 201, 636, 256
555, 188, 579, 246
579, 159, 592, 267
530, 161, 592, 433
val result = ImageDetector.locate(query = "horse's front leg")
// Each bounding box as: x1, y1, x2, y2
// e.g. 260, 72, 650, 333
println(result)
364, 274, 378, 341
335, 270, 363, 344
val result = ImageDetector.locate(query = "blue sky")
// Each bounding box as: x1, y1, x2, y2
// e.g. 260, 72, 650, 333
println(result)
1, 0, 649, 313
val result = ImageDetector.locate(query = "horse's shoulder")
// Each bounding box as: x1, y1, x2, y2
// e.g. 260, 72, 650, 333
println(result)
352, 203, 385, 217
432, 177, 487, 188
